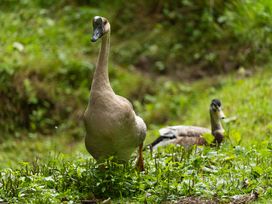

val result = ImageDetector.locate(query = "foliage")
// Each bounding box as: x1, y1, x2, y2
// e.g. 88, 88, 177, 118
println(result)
2, 0, 272, 136
108, 0, 272, 75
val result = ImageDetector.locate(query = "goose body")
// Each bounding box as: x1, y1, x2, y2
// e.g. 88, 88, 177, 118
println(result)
150, 99, 225, 150
83, 16, 146, 168
84, 94, 146, 161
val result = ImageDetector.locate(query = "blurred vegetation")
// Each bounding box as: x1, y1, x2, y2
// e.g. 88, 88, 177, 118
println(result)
109, 0, 272, 75
2, 0, 272, 138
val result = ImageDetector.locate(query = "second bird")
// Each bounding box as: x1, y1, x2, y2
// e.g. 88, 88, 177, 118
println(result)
150, 99, 226, 150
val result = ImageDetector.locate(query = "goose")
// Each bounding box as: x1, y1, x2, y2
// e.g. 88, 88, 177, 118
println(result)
150, 99, 225, 150
83, 16, 146, 170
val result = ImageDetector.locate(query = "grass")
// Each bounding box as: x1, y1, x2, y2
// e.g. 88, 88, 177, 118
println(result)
0, 143, 271, 203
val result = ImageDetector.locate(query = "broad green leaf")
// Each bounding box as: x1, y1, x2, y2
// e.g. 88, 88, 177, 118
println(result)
229, 130, 242, 145
202, 133, 214, 145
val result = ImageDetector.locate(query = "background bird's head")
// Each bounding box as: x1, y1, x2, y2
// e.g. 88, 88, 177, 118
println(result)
91, 16, 110, 42
210, 99, 226, 120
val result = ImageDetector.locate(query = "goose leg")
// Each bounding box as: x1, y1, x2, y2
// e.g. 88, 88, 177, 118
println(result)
136, 143, 144, 172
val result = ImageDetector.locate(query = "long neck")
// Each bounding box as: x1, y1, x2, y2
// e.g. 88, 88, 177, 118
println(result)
210, 112, 223, 133
210, 111, 224, 144
91, 30, 113, 94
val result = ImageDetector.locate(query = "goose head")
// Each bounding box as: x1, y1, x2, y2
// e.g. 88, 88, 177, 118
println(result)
210, 99, 225, 121
91, 16, 110, 42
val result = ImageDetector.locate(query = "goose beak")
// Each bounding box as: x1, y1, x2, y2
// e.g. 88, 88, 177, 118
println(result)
91, 27, 103, 42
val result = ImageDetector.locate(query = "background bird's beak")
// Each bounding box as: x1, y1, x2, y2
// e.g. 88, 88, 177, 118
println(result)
91, 27, 103, 42
218, 109, 226, 120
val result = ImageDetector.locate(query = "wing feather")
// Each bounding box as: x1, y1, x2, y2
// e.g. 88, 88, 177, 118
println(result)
151, 125, 210, 150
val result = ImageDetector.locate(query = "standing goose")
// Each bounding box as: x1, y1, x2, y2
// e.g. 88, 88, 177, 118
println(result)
83, 16, 146, 170
150, 99, 225, 150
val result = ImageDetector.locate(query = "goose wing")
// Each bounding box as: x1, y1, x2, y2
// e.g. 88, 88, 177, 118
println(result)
116, 95, 133, 109
117, 94, 147, 145
135, 116, 147, 144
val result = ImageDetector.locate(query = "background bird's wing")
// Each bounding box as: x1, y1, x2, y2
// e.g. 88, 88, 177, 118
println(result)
150, 126, 210, 149
171, 125, 211, 137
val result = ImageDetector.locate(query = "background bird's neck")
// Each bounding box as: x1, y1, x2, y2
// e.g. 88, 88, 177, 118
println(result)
91, 30, 113, 94
210, 112, 224, 133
